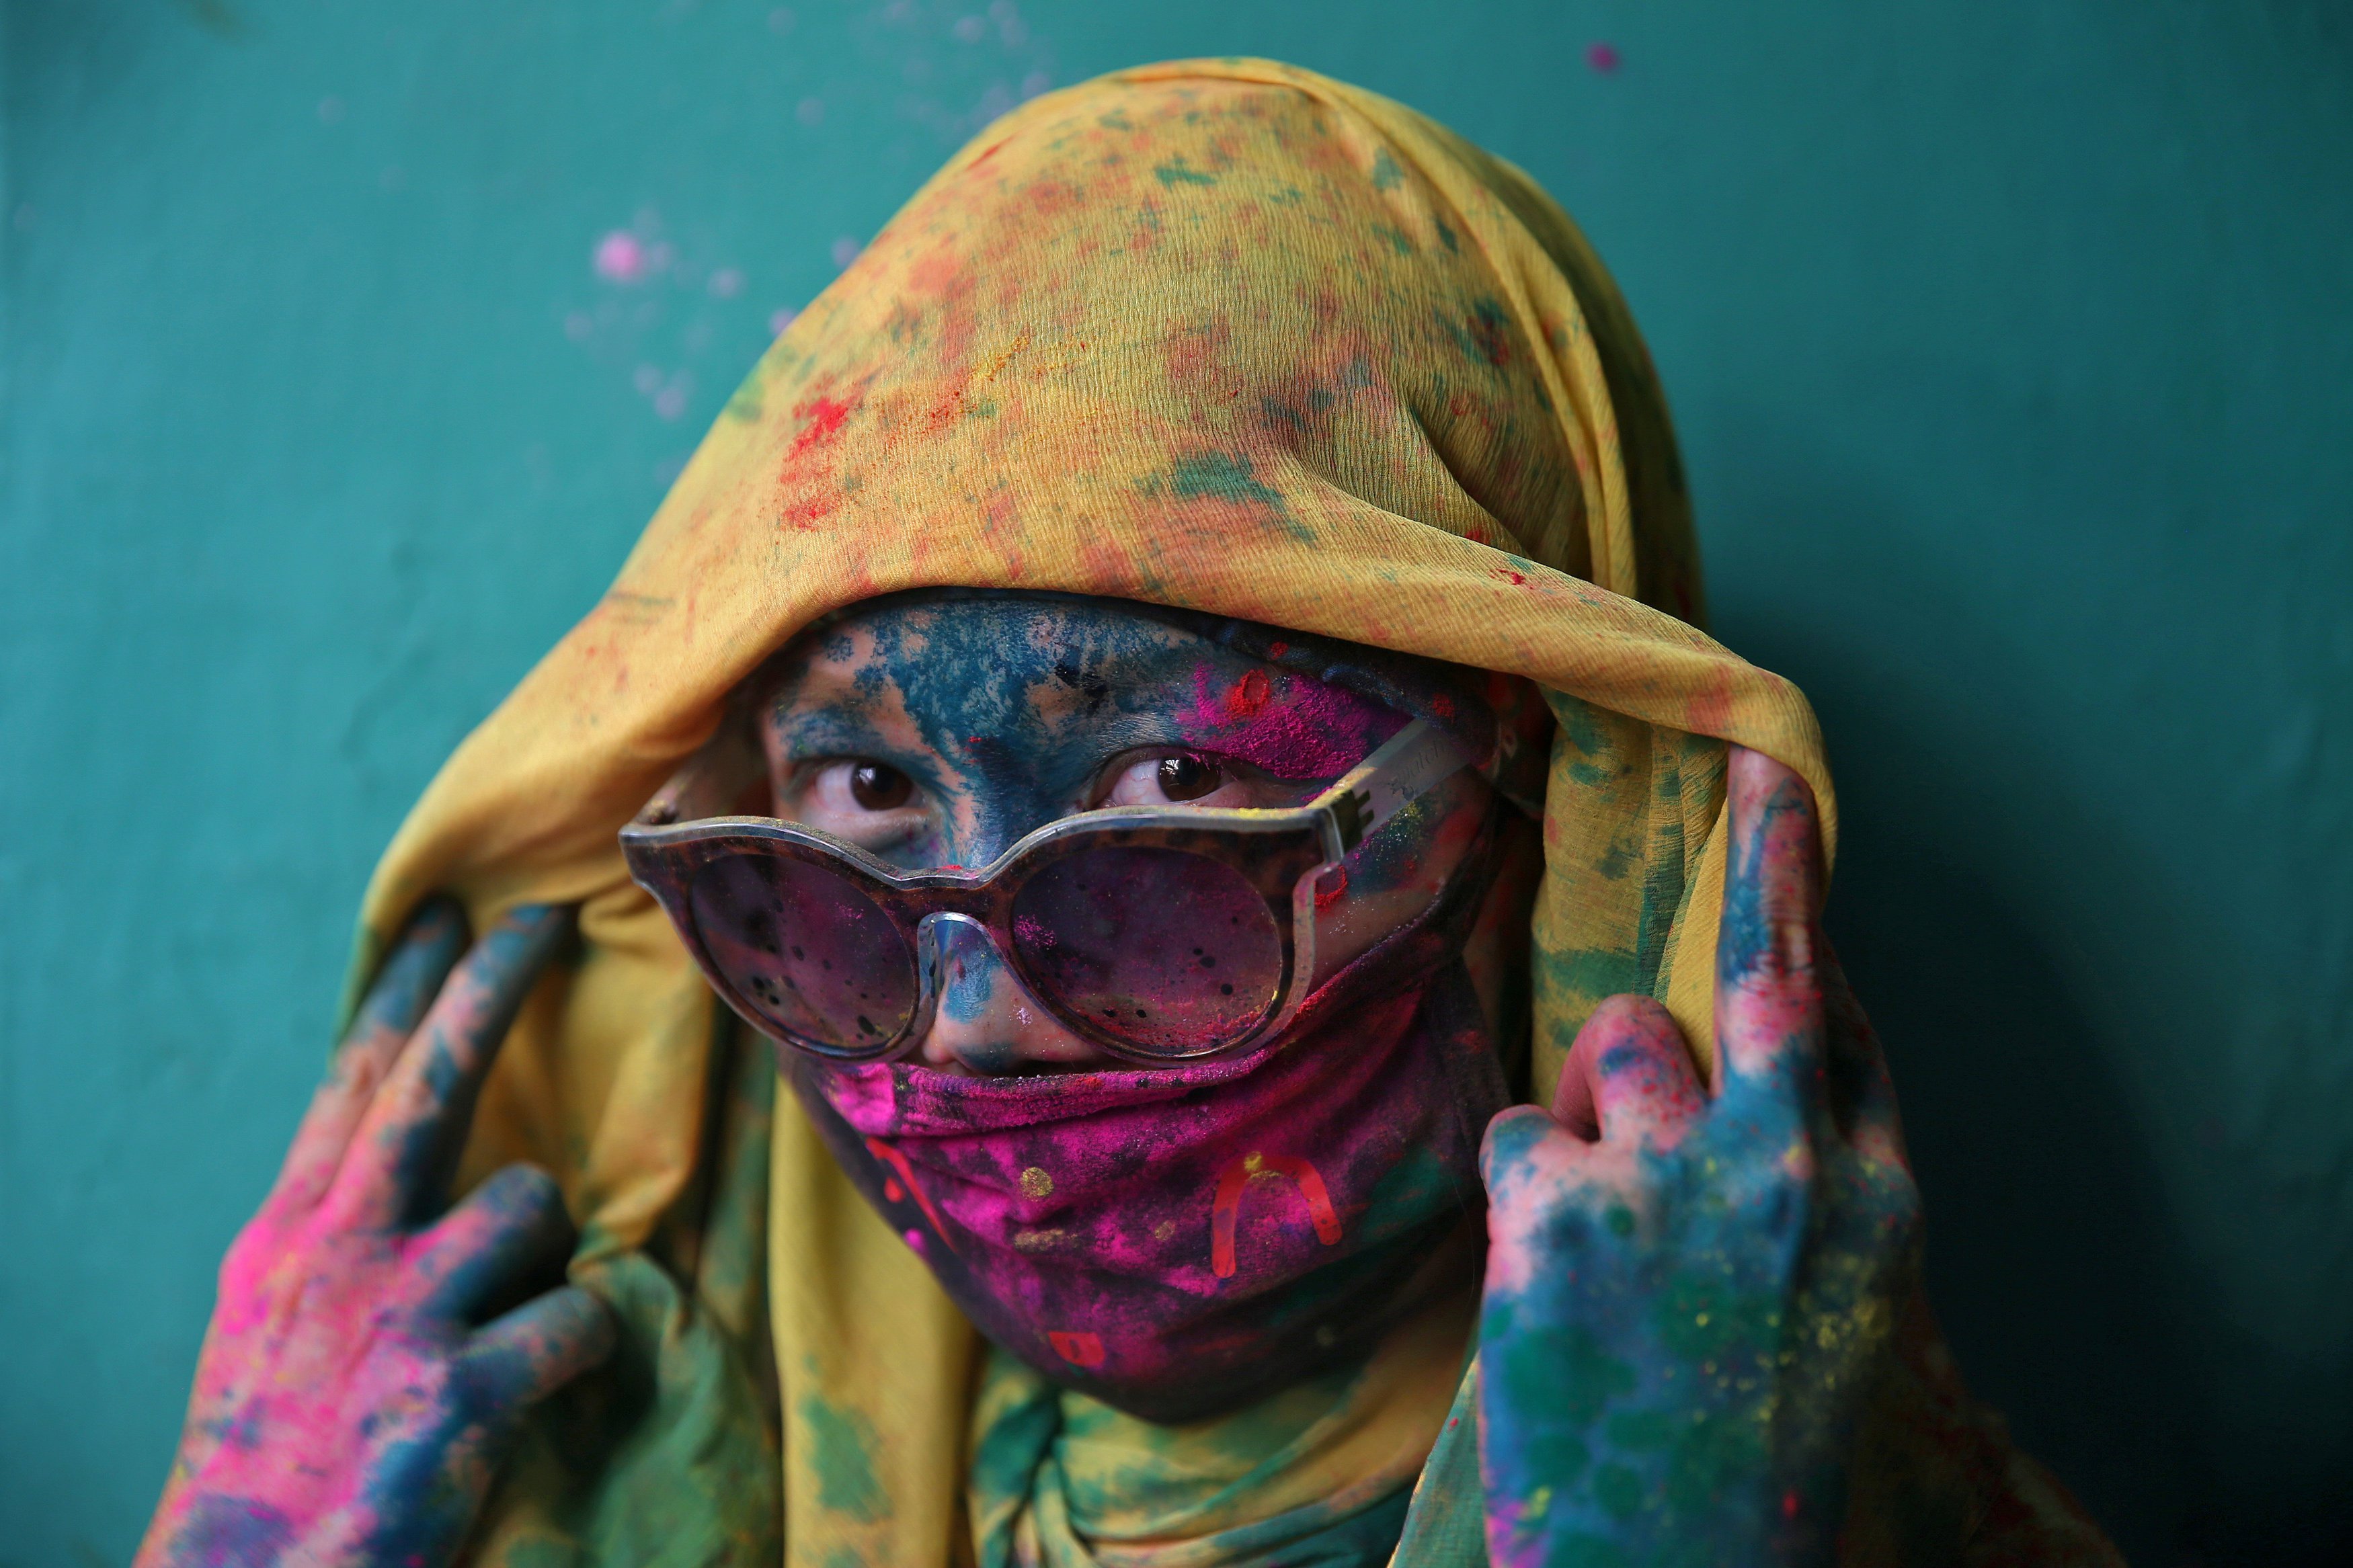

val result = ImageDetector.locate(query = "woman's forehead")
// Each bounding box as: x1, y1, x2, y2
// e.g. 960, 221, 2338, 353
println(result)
772, 594, 1248, 715
758, 592, 1422, 782
804, 594, 1205, 673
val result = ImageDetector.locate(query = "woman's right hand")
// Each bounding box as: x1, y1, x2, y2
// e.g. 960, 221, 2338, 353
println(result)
137, 901, 616, 1568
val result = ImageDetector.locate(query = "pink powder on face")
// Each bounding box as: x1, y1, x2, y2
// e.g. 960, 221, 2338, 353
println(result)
1185, 665, 1400, 780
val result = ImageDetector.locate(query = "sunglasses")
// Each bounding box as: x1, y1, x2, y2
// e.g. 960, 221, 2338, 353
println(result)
620, 717, 1472, 1066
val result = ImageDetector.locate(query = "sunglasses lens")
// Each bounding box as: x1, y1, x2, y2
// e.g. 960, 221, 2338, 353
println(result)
1010, 845, 1284, 1057
688, 852, 917, 1057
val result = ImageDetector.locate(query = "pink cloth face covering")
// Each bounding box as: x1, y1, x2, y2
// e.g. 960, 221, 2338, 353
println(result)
745, 591, 1545, 1421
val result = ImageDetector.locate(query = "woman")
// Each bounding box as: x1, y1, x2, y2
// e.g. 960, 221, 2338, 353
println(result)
139, 60, 2118, 1567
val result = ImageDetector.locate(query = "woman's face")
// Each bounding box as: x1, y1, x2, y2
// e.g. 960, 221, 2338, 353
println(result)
755, 594, 1525, 1076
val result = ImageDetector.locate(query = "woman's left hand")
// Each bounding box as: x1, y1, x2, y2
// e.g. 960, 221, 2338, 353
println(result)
1475, 746, 1921, 1568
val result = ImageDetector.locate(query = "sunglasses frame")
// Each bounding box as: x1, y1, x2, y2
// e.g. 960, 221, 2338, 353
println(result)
620, 717, 1471, 1065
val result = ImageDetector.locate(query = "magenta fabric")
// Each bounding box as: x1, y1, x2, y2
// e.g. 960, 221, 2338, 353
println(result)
783, 823, 1513, 1423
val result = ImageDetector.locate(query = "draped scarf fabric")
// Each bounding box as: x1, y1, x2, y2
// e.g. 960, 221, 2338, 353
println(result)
350, 58, 2116, 1568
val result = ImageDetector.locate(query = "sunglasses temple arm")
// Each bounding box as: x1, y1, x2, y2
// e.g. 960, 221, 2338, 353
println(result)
1311, 719, 1476, 860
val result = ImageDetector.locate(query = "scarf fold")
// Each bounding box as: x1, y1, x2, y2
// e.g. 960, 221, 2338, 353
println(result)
968, 1288, 1474, 1568
344, 55, 2110, 1568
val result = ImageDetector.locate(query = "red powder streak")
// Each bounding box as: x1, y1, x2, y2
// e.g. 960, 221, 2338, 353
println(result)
1313, 866, 1349, 913
1210, 1154, 1343, 1279
789, 396, 852, 457
865, 1136, 957, 1254
1225, 669, 1273, 719
780, 493, 840, 530
1048, 1330, 1107, 1368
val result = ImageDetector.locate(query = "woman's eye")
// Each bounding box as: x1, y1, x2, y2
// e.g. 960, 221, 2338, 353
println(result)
849, 761, 912, 810
800, 759, 920, 823
1103, 751, 1230, 807
1156, 753, 1224, 802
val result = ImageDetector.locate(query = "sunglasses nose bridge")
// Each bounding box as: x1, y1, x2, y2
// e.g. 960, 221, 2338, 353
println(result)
914, 909, 1000, 971
912, 909, 1024, 1020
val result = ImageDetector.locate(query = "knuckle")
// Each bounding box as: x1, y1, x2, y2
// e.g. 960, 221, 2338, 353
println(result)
485, 1161, 566, 1215
1478, 1107, 1560, 1179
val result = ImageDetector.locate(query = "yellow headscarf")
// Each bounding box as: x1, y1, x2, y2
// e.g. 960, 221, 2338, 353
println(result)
356, 58, 2112, 1568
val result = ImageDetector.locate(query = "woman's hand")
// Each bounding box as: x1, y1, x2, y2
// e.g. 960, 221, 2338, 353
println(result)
138, 901, 616, 1568
1476, 747, 1920, 1568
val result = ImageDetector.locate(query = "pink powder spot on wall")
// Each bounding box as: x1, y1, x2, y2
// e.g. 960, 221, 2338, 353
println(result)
653, 379, 690, 421
830, 235, 864, 270
768, 306, 801, 335
595, 230, 647, 283
563, 311, 593, 342
797, 96, 826, 126
1585, 42, 1622, 74
709, 267, 744, 298
953, 13, 986, 43
633, 364, 662, 395
1021, 69, 1053, 99
768, 5, 796, 34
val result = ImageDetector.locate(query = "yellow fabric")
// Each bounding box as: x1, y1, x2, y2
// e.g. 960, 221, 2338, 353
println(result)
967, 1288, 1478, 1566
357, 58, 1858, 1566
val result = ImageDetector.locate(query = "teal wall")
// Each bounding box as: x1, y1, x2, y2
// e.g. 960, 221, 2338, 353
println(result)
4, 2, 2347, 1563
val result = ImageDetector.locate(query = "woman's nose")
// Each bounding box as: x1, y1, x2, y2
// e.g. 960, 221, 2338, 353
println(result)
916, 917, 1109, 1074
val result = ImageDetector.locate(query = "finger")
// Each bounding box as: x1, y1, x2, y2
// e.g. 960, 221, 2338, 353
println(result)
413, 1163, 577, 1323
1554, 995, 1707, 1149
1480, 1104, 1570, 1192
270, 898, 469, 1214
331, 903, 575, 1228
456, 1284, 619, 1410
1713, 746, 1828, 1135
1478, 1103, 1592, 1297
